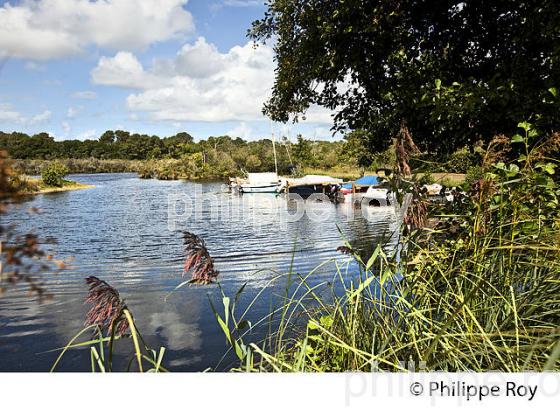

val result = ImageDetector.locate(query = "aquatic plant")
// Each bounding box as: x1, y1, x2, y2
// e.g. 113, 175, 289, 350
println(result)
52, 276, 166, 373
335, 245, 353, 255
183, 231, 219, 284
84, 276, 129, 336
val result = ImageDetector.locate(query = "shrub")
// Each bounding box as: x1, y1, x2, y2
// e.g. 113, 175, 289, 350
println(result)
444, 147, 480, 173
464, 165, 484, 188
41, 162, 68, 187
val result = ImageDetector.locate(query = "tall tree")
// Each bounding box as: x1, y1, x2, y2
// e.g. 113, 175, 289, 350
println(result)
293, 134, 314, 166
250, 0, 560, 153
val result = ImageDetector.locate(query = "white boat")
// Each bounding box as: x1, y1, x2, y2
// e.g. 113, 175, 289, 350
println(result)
340, 175, 391, 206
233, 124, 282, 194
239, 172, 281, 193
361, 186, 391, 206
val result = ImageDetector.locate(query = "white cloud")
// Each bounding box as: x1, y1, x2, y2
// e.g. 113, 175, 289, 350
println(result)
0, 110, 23, 123
0, 106, 58, 126
309, 126, 336, 141
24, 61, 45, 71
92, 37, 335, 125
67, 106, 77, 118
76, 129, 97, 140
302, 105, 334, 124
72, 91, 97, 99
90, 38, 299, 125
30, 109, 52, 124
62, 121, 71, 134
92, 51, 162, 88
0, 0, 194, 60
226, 122, 252, 139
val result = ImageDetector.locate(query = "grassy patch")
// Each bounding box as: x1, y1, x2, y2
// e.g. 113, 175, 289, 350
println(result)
24, 177, 94, 194
301, 166, 365, 180
416, 172, 466, 187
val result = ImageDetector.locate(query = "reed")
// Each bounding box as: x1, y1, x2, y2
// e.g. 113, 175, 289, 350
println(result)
52, 276, 167, 372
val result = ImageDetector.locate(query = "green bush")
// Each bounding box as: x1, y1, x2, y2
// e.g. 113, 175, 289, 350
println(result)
41, 162, 68, 187
464, 165, 485, 188
444, 147, 480, 173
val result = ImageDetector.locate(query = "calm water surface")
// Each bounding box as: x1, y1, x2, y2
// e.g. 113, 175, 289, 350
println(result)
0, 173, 398, 371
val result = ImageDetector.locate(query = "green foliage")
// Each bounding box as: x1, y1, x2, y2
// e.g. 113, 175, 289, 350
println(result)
251, 1, 560, 154
417, 171, 435, 185
1, 131, 352, 180
464, 165, 484, 188
444, 147, 481, 173
41, 162, 68, 187
370, 147, 395, 171
292, 135, 313, 167
341, 129, 374, 168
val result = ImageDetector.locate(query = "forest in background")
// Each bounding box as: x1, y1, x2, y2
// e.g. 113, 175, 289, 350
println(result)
0, 129, 480, 181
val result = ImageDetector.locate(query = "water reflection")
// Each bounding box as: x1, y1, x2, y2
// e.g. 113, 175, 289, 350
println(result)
1, 173, 397, 371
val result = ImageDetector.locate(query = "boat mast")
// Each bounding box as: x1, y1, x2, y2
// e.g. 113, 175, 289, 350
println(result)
271, 121, 279, 175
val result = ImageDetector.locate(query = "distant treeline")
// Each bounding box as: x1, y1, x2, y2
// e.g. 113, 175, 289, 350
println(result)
1, 130, 362, 179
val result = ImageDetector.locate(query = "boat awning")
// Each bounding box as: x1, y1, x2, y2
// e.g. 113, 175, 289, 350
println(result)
286, 175, 343, 186
354, 175, 378, 186
247, 172, 279, 185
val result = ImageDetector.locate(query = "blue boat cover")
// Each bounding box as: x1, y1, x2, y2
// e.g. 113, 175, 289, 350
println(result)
355, 175, 378, 186
342, 175, 378, 189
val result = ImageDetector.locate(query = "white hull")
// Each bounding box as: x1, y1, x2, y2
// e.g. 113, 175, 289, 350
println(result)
240, 184, 280, 193
361, 187, 391, 206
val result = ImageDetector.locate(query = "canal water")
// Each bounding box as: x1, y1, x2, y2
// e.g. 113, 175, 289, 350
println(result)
0, 173, 398, 371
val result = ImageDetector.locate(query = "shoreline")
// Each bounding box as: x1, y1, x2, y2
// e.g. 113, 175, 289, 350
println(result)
35, 182, 95, 194
24, 177, 95, 195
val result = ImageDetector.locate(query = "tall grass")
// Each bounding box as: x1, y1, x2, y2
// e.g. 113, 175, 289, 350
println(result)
213, 128, 560, 372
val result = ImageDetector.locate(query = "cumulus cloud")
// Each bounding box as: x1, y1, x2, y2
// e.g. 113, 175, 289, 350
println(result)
0, 110, 23, 123
0, 0, 194, 60
0, 107, 55, 126
92, 37, 334, 124
76, 129, 97, 140
30, 109, 52, 124
92, 51, 162, 88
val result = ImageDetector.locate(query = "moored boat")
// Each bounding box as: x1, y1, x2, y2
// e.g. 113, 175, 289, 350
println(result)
239, 172, 281, 193
340, 175, 392, 206
282, 175, 343, 199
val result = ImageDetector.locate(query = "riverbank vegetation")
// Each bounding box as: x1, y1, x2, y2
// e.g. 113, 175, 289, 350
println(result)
25, 177, 93, 195
3, 129, 478, 183
213, 126, 560, 372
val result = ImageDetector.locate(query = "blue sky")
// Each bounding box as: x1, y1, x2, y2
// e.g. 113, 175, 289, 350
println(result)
0, 0, 335, 141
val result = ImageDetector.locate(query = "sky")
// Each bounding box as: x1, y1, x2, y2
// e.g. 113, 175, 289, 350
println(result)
0, 0, 336, 141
